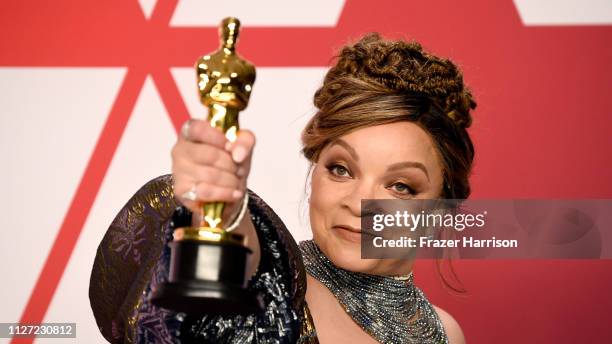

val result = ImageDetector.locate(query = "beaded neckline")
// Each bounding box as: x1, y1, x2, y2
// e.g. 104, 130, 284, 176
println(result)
298, 240, 448, 344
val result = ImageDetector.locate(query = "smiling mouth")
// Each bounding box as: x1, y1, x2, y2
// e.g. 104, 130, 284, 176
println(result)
332, 225, 376, 238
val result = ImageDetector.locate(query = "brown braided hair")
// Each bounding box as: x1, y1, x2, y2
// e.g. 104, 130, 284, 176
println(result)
301, 33, 476, 292
302, 32, 476, 199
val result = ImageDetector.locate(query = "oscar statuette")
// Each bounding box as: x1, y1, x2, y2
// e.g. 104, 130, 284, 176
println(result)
151, 17, 263, 315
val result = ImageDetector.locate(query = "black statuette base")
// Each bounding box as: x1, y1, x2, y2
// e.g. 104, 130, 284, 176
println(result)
151, 280, 263, 315
150, 238, 263, 316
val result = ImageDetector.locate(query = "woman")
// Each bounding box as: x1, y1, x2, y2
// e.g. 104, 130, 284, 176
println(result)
90, 33, 475, 343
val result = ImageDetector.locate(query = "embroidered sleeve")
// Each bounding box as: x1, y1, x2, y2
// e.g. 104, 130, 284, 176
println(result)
89, 175, 177, 343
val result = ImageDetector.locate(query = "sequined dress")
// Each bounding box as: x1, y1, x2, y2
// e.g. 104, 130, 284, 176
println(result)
89, 175, 447, 343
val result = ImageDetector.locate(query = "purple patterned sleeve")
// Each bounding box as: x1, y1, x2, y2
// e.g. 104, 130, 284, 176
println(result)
89, 175, 178, 343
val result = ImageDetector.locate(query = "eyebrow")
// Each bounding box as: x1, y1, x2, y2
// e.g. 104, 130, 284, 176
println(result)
330, 139, 430, 182
387, 161, 430, 181
330, 139, 359, 161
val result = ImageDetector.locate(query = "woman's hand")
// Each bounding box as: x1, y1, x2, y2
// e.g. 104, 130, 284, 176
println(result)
171, 119, 256, 223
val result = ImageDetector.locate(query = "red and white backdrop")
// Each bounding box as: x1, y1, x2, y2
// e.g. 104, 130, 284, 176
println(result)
1, 0, 611, 343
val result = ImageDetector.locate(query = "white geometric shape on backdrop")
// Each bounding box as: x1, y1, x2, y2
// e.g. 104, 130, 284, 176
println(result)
137, 0, 158, 20
170, 0, 346, 27
513, 0, 612, 25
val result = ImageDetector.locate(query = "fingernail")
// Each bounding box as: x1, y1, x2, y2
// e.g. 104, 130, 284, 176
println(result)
232, 146, 247, 163
181, 189, 198, 201
232, 189, 243, 199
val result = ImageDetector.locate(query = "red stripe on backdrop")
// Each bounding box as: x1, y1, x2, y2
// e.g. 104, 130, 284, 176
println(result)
1, 0, 612, 342
152, 67, 191, 132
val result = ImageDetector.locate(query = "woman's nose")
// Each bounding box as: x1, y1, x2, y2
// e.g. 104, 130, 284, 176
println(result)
340, 181, 377, 217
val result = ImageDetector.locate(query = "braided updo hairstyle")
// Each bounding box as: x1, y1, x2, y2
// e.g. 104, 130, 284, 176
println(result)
302, 33, 476, 199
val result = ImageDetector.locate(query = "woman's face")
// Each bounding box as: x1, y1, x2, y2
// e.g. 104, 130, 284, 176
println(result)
309, 121, 444, 275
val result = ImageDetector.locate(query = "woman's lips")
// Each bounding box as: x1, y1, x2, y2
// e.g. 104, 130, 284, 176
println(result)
332, 225, 375, 243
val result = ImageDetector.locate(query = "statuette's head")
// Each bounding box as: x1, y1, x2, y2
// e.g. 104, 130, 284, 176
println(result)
195, 17, 255, 110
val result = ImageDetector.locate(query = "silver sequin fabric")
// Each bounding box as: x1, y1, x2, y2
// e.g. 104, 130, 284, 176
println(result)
299, 240, 449, 344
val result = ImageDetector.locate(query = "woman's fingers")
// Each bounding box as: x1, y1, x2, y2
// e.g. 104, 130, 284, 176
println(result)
172, 160, 242, 190
181, 119, 227, 148
173, 178, 244, 211
173, 141, 238, 174
193, 181, 243, 201
172, 120, 256, 213
228, 129, 256, 177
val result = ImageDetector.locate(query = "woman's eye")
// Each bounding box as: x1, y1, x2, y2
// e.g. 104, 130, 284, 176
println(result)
390, 182, 414, 195
327, 164, 350, 177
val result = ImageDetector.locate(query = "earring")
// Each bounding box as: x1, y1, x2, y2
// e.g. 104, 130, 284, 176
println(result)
443, 181, 451, 197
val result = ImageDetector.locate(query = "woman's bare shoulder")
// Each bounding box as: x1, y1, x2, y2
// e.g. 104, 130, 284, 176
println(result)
432, 305, 466, 344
